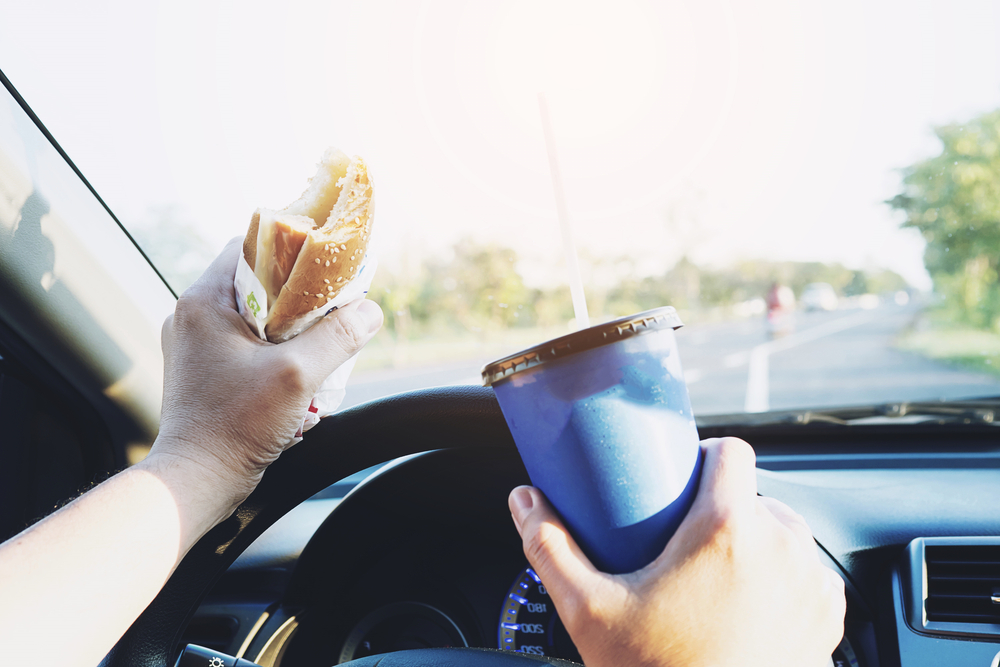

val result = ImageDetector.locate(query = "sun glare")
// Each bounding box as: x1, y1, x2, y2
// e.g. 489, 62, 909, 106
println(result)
488, 0, 664, 144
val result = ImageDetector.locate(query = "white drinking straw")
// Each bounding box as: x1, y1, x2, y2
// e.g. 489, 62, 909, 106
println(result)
538, 93, 590, 330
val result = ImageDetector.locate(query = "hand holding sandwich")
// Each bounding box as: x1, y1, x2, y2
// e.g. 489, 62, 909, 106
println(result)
157, 147, 381, 515
154, 237, 384, 520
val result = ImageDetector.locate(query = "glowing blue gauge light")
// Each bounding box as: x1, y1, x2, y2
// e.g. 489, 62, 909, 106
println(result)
498, 568, 862, 666
497, 566, 582, 661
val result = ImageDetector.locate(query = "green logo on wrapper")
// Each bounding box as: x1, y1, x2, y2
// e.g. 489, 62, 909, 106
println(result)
246, 293, 261, 318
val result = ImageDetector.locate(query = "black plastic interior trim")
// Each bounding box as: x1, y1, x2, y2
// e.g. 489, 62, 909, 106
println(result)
0, 316, 119, 473
0, 298, 132, 473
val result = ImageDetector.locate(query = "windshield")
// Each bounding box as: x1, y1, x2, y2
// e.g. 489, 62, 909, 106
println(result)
2, 0, 999, 417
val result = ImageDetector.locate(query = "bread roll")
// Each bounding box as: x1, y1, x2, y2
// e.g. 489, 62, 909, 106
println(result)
243, 148, 374, 341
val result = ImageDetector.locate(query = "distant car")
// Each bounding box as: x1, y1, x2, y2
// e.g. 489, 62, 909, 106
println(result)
801, 282, 839, 311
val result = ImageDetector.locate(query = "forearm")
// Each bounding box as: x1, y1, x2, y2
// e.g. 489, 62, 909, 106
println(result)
0, 240, 381, 667
0, 451, 236, 667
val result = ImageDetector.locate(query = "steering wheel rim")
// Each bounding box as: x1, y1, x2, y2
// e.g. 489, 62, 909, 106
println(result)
101, 385, 534, 667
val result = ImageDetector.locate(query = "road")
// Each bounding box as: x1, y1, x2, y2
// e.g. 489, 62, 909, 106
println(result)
340, 303, 1000, 415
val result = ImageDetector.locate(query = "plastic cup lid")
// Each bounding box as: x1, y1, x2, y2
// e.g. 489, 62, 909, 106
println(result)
481, 306, 684, 387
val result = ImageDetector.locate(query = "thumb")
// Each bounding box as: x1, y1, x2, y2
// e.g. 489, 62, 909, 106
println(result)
284, 299, 383, 385
509, 487, 611, 632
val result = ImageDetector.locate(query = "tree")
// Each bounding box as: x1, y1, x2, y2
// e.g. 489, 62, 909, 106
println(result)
370, 239, 537, 336
888, 110, 1000, 329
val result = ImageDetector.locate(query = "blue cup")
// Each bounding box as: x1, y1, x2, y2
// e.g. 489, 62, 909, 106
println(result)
483, 307, 702, 574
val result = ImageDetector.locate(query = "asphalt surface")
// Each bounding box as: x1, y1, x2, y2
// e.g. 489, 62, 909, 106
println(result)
340, 302, 1000, 416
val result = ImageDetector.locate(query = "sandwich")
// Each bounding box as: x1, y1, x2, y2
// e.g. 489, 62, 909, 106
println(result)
242, 148, 374, 342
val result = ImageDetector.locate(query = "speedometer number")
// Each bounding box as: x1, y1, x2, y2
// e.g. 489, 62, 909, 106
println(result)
499, 567, 861, 666
497, 567, 582, 661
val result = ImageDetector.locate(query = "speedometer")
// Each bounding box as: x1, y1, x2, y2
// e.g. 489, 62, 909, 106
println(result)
497, 567, 582, 661
499, 566, 863, 665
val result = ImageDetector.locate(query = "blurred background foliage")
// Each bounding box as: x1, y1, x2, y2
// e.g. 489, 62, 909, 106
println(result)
129, 206, 219, 294
366, 241, 907, 345
889, 109, 1000, 332
135, 108, 1000, 373
123, 107, 1000, 381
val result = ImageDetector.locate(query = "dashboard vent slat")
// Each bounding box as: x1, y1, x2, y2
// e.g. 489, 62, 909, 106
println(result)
925, 545, 1000, 624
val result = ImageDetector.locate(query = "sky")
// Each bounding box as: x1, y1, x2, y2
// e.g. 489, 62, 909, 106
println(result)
2, 0, 1000, 292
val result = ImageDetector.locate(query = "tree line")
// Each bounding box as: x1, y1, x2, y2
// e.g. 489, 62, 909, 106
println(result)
367, 240, 907, 340
889, 108, 1000, 332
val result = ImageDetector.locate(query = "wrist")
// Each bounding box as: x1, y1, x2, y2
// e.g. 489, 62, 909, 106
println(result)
134, 444, 255, 547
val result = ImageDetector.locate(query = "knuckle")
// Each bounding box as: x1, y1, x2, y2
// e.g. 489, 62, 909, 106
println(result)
173, 292, 203, 326
273, 355, 309, 395
562, 592, 605, 638
328, 311, 368, 351
160, 315, 175, 353
826, 594, 847, 646
717, 436, 756, 468
523, 521, 561, 573
161, 313, 174, 338
775, 522, 803, 555
825, 566, 847, 601
789, 511, 812, 533
704, 502, 742, 544
814, 566, 847, 623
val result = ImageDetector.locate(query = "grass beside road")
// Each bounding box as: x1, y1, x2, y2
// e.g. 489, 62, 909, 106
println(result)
352, 305, 756, 374
897, 316, 1000, 378
354, 325, 573, 373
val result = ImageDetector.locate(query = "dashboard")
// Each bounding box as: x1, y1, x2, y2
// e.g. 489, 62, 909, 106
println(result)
185, 423, 1000, 667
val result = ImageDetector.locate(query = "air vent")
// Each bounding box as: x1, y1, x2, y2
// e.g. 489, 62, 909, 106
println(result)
925, 545, 1000, 624
902, 537, 1000, 638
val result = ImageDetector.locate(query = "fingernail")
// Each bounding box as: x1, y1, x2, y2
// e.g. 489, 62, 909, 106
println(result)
355, 299, 383, 334
509, 486, 534, 532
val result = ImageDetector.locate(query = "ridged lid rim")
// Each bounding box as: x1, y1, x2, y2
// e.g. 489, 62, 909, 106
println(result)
481, 306, 683, 387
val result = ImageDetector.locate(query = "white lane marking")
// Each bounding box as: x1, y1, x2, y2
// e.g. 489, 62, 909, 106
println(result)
744, 347, 770, 412
684, 368, 703, 384
743, 310, 880, 413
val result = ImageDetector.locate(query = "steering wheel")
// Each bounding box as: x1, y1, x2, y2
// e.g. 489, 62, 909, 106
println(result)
100, 386, 580, 667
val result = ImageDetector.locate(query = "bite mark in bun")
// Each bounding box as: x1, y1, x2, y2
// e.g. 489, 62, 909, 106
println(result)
243, 148, 374, 341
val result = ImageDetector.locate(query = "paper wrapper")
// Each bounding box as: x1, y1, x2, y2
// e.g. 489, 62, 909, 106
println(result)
234, 250, 378, 444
